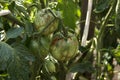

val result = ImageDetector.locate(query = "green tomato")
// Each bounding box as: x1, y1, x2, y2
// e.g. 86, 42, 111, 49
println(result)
29, 39, 40, 55
51, 76, 57, 80
45, 60, 56, 73
29, 38, 49, 59
39, 36, 51, 58
50, 33, 78, 61
43, 19, 59, 35
34, 9, 58, 35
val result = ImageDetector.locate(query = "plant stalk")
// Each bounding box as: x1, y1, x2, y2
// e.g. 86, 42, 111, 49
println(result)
96, 0, 117, 79
81, 0, 93, 46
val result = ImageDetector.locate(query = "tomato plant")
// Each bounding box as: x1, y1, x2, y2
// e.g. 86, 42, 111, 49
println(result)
0, 0, 120, 80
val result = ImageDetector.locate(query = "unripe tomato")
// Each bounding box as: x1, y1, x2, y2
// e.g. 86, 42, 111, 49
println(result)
29, 37, 50, 59
39, 36, 51, 58
29, 39, 40, 55
50, 33, 78, 61
51, 76, 57, 80
34, 9, 58, 35
45, 60, 56, 73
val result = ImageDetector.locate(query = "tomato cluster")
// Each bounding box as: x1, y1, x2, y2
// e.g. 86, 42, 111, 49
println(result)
31, 8, 78, 63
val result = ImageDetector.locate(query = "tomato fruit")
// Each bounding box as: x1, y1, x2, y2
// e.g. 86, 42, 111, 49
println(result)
29, 37, 50, 59
50, 33, 78, 61
51, 76, 57, 80
39, 36, 51, 58
29, 39, 40, 56
34, 9, 58, 35
44, 60, 56, 73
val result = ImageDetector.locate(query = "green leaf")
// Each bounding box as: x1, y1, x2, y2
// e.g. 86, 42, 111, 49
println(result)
112, 44, 120, 64
0, 73, 9, 77
11, 43, 35, 62
7, 54, 30, 80
0, 42, 35, 80
24, 20, 33, 37
94, 0, 111, 13
0, 42, 14, 70
69, 61, 94, 73
15, 3, 29, 18
115, 0, 120, 38
8, 43, 35, 80
0, 22, 3, 29
57, 0, 62, 3
8, 1, 15, 12
6, 27, 24, 39
56, 0, 77, 29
